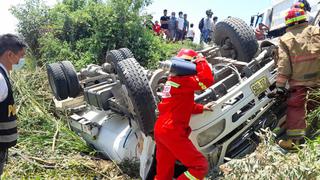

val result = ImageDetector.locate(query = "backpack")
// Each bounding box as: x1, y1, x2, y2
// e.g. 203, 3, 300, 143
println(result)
198, 18, 204, 31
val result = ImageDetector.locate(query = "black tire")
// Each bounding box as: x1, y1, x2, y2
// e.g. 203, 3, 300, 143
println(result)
119, 48, 134, 59
59, 61, 81, 98
46, 63, 69, 100
105, 50, 125, 70
213, 17, 258, 62
116, 58, 157, 135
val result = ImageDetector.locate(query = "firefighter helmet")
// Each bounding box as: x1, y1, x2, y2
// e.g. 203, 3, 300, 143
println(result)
176, 49, 198, 61
285, 8, 307, 26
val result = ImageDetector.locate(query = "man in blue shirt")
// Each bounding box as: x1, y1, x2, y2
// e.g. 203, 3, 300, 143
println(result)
168, 12, 177, 41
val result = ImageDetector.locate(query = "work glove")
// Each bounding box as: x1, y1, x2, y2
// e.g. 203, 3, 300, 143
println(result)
267, 86, 288, 101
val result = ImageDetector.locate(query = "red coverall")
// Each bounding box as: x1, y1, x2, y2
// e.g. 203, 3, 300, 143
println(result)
154, 57, 214, 180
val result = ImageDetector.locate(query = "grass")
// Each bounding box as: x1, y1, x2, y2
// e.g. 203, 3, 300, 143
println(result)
4, 67, 132, 179
220, 130, 320, 180
219, 88, 320, 180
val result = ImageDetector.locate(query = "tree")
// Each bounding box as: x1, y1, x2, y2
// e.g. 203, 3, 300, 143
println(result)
10, 0, 49, 62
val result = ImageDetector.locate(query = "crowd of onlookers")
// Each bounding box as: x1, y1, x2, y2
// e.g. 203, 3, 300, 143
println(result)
198, 9, 218, 43
149, 9, 219, 43
153, 9, 194, 42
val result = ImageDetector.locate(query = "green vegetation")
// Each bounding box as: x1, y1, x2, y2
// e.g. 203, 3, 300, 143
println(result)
220, 130, 320, 179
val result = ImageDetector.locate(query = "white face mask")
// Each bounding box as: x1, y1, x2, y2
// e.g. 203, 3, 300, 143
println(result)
13, 58, 25, 71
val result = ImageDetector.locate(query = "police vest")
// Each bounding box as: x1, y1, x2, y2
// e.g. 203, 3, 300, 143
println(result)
0, 66, 17, 149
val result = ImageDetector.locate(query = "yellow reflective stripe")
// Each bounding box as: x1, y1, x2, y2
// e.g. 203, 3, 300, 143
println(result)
166, 81, 180, 88
198, 82, 207, 90
287, 129, 306, 136
184, 171, 199, 180
179, 54, 193, 60
286, 15, 307, 25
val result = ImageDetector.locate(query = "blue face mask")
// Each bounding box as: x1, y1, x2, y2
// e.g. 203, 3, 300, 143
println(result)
13, 58, 25, 71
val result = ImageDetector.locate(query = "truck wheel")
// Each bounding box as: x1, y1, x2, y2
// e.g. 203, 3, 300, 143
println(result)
213, 17, 258, 62
105, 50, 125, 71
47, 63, 69, 100
119, 48, 134, 59
116, 58, 157, 135
59, 61, 81, 98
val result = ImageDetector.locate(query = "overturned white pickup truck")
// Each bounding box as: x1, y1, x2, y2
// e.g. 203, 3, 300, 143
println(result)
46, 17, 285, 179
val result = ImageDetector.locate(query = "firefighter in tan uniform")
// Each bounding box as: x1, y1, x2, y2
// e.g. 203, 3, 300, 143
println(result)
276, 7, 320, 150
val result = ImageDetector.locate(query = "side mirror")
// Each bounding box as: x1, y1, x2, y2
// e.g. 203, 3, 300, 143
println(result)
250, 16, 255, 26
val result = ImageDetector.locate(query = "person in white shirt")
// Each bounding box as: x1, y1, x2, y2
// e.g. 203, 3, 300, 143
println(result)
186, 23, 195, 42
176, 11, 185, 41
202, 9, 213, 43
0, 64, 8, 103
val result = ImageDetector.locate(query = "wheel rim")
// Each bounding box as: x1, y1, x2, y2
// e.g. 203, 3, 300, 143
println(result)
48, 74, 58, 98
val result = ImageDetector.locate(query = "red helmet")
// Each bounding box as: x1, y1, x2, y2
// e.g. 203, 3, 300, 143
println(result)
285, 8, 307, 26
292, 2, 305, 9
176, 49, 198, 60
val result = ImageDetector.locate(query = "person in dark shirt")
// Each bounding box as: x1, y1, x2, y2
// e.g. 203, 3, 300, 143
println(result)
168, 12, 177, 41
160, 9, 170, 38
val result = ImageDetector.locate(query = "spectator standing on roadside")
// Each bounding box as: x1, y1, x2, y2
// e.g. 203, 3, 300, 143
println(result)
186, 23, 195, 42
183, 14, 189, 40
199, 18, 205, 43
160, 9, 170, 38
211, 16, 218, 41
168, 12, 177, 41
203, 9, 213, 43
176, 11, 185, 42
153, 21, 161, 36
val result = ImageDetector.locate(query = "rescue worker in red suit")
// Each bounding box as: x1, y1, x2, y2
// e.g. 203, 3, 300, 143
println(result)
154, 49, 214, 180
276, 8, 320, 150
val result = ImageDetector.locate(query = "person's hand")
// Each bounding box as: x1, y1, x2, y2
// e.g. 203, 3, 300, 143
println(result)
267, 86, 288, 101
275, 86, 288, 96
203, 101, 216, 111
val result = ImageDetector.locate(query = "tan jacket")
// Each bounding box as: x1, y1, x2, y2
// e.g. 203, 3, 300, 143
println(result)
276, 23, 320, 87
